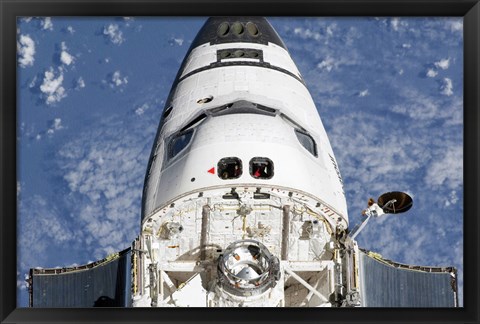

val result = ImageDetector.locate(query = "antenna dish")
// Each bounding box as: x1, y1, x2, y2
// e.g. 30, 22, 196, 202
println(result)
377, 191, 413, 214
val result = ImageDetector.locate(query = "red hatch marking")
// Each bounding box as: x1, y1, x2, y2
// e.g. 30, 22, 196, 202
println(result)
208, 167, 215, 174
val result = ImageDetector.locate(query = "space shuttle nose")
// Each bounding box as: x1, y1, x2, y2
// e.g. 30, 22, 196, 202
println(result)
190, 17, 288, 51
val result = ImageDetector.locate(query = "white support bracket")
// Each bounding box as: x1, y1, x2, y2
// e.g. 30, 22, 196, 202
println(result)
300, 268, 329, 307
159, 270, 177, 305
283, 264, 329, 304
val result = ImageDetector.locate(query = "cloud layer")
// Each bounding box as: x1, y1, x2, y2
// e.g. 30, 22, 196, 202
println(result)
17, 17, 464, 307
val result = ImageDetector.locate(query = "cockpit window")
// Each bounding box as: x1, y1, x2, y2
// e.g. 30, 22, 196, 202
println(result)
250, 157, 274, 179
295, 129, 317, 157
218, 157, 242, 179
168, 129, 194, 160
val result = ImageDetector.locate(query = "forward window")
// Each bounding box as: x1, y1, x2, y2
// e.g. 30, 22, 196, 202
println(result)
250, 157, 274, 179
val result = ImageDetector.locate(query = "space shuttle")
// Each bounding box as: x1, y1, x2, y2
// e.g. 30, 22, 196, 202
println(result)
28, 17, 458, 308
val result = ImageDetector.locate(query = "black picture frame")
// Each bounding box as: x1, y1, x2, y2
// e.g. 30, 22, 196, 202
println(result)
1, 1, 478, 323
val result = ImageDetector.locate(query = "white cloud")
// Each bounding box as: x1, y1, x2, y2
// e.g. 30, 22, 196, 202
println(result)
103, 24, 124, 45
293, 27, 321, 41
41, 17, 53, 31
28, 76, 38, 88
440, 78, 453, 96
426, 68, 438, 78
390, 18, 407, 31
424, 146, 462, 189
123, 17, 134, 27
391, 18, 400, 31
343, 26, 360, 46
54, 114, 156, 258
76, 77, 85, 90
390, 87, 459, 121
47, 118, 64, 135
326, 24, 336, 37
67, 26, 75, 34
358, 89, 369, 97
17, 34, 35, 68
317, 57, 336, 72
135, 103, 149, 116
17, 279, 27, 290
109, 71, 128, 88
391, 101, 433, 120
448, 21, 463, 33
173, 38, 183, 46
312, 54, 358, 75
39, 67, 66, 105
327, 113, 423, 201
443, 97, 463, 126
169, 37, 184, 46
60, 42, 74, 66
444, 190, 459, 207
434, 58, 450, 70
402, 43, 411, 49
18, 195, 77, 269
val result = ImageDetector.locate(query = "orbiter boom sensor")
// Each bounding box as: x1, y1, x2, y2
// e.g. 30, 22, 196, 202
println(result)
28, 17, 458, 308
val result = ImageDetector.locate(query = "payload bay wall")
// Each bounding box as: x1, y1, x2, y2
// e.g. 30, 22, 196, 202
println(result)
28, 247, 457, 307
358, 249, 458, 307
29, 248, 131, 307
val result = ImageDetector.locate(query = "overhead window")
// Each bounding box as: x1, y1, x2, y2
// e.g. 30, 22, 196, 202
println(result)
208, 101, 276, 117
250, 157, 274, 179
179, 113, 207, 132
168, 129, 194, 160
280, 113, 304, 130
218, 157, 242, 180
295, 129, 317, 157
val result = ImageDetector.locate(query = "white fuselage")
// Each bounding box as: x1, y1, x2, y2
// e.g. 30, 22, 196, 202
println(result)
133, 18, 354, 308
143, 43, 347, 225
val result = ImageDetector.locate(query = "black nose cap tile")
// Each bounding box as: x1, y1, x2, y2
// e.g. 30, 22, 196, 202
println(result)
190, 17, 288, 51
164, 17, 289, 109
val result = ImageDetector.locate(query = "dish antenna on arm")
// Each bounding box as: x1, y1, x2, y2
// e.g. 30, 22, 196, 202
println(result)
377, 191, 413, 214
349, 191, 413, 240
